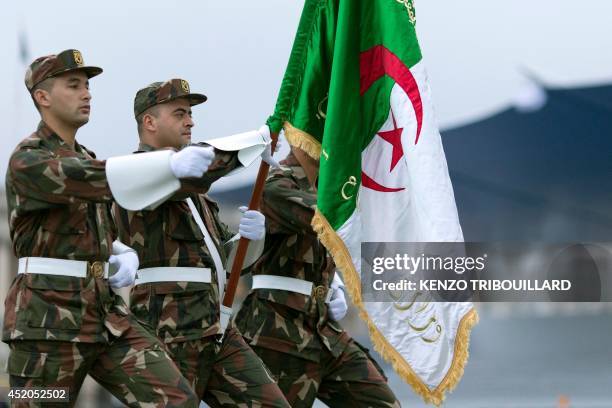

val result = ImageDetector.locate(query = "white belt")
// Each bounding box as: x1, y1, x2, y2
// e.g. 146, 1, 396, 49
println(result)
134, 267, 212, 285
18, 257, 109, 279
252, 275, 334, 303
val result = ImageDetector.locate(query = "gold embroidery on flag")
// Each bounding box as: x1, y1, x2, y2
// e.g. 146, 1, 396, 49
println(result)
341, 176, 357, 200
422, 325, 443, 343
408, 316, 437, 332
317, 94, 329, 120
392, 291, 420, 309
396, 0, 417, 25
395, 294, 443, 344
415, 301, 429, 313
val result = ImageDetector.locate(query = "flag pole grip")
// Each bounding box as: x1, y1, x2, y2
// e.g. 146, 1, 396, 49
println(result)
222, 133, 279, 308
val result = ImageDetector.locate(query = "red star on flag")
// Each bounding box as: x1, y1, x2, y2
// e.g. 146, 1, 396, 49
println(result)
376, 109, 404, 171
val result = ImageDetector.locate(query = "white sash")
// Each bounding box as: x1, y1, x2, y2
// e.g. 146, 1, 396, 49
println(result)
186, 197, 231, 335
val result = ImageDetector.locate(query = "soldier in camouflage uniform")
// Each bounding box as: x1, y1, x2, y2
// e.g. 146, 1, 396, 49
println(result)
235, 146, 401, 407
4, 50, 207, 407
112, 79, 290, 407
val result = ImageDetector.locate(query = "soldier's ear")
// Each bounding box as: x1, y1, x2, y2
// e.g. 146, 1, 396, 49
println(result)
33, 88, 51, 109
142, 112, 157, 132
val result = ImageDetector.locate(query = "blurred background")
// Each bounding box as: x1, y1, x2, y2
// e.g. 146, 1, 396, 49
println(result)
1, 0, 611, 406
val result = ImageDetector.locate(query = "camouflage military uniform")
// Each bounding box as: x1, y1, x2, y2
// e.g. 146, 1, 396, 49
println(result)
3, 50, 198, 407
235, 153, 400, 407
112, 79, 288, 407
113, 139, 290, 406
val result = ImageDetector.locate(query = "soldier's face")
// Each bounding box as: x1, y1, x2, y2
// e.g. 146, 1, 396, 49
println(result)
45, 71, 92, 127
153, 99, 194, 149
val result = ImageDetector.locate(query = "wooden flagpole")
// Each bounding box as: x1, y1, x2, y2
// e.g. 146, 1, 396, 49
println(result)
222, 133, 279, 307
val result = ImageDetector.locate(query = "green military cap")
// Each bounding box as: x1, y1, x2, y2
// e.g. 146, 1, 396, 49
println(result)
24, 49, 102, 91
134, 78, 207, 117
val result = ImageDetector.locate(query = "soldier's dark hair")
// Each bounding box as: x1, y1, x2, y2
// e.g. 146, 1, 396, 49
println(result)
136, 105, 161, 136
30, 77, 56, 112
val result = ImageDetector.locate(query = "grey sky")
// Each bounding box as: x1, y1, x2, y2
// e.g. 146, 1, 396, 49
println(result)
2, 0, 612, 190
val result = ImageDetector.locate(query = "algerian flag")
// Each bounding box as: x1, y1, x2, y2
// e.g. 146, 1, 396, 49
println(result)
268, 0, 477, 405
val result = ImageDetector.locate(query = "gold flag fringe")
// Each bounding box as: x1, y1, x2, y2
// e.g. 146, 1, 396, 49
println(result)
312, 209, 479, 406
283, 122, 322, 160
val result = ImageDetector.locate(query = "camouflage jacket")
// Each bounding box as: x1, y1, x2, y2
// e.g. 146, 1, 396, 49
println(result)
235, 153, 349, 362
3, 121, 128, 343
113, 143, 239, 343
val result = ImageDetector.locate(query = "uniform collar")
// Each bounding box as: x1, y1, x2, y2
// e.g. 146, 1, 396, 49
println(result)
36, 121, 86, 154
136, 143, 181, 154
136, 142, 157, 153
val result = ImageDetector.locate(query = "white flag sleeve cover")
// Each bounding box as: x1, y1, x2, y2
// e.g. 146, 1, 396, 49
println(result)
106, 150, 180, 211
204, 127, 271, 171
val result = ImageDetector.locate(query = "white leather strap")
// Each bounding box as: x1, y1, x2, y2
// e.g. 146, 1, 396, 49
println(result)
18, 257, 109, 279
134, 267, 212, 285
186, 198, 226, 292
252, 275, 333, 302
185, 197, 230, 335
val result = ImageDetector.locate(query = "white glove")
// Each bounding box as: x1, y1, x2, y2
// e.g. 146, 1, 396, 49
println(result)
108, 251, 139, 288
328, 272, 348, 321
238, 206, 265, 241
327, 287, 348, 321
257, 125, 280, 168
170, 145, 216, 179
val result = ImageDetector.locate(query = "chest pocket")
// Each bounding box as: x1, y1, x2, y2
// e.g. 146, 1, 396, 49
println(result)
164, 201, 204, 241
42, 204, 87, 234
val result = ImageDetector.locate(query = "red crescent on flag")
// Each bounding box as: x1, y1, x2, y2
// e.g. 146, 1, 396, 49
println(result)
360, 45, 424, 192
361, 172, 405, 193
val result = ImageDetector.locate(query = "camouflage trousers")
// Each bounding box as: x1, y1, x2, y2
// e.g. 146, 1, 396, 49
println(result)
252, 339, 401, 408
6, 314, 198, 408
165, 326, 290, 407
